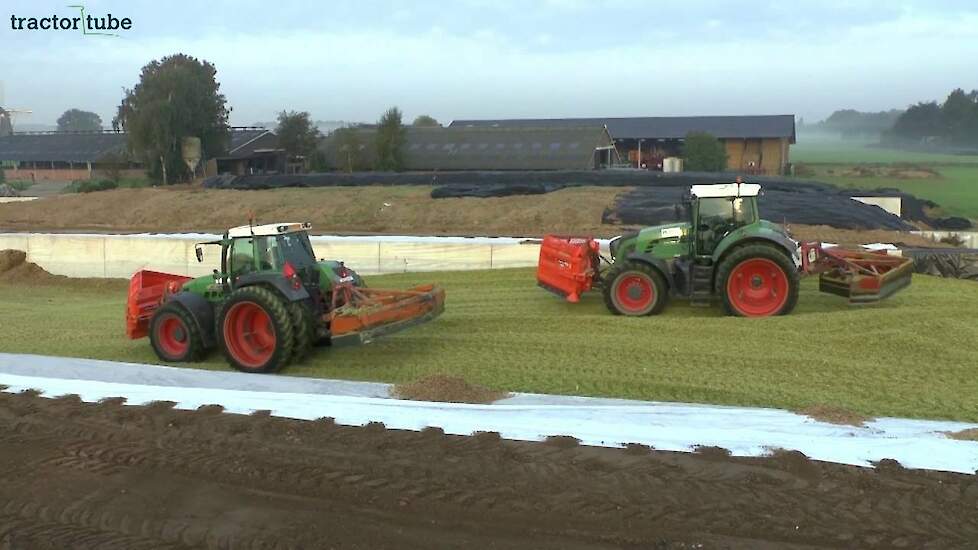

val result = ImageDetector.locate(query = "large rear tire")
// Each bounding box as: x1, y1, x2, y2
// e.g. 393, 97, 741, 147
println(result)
149, 302, 206, 363
602, 262, 668, 316
288, 301, 315, 363
717, 244, 799, 317
218, 286, 295, 373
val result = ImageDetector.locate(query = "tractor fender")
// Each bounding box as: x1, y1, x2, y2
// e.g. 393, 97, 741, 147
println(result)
235, 273, 311, 302
623, 253, 674, 289
713, 232, 799, 269
168, 291, 216, 349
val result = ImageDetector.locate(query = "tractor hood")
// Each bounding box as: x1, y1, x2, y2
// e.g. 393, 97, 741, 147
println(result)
610, 222, 690, 259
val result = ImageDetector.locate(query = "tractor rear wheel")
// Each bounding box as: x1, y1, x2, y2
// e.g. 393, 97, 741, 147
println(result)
149, 302, 206, 363
218, 286, 295, 373
603, 262, 668, 316
717, 244, 799, 317
288, 301, 315, 363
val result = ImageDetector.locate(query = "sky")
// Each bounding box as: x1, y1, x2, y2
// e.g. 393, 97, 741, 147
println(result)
1, 0, 976, 128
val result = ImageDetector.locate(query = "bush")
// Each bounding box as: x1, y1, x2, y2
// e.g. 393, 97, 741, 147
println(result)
64, 179, 119, 194
682, 131, 728, 172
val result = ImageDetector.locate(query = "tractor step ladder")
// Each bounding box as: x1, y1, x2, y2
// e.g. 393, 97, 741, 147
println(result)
690, 262, 714, 307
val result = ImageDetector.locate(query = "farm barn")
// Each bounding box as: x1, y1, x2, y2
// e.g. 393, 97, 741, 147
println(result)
451, 115, 796, 175
320, 125, 619, 171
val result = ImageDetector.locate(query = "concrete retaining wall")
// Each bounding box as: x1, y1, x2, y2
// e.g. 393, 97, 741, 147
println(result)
0, 233, 543, 278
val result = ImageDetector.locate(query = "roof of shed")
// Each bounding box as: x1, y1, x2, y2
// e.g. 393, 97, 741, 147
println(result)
449, 115, 796, 142
321, 126, 617, 170
0, 132, 127, 163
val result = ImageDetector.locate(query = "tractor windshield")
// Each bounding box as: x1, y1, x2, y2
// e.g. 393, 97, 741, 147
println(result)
254, 232, 317, 272
696, 197, 757, 254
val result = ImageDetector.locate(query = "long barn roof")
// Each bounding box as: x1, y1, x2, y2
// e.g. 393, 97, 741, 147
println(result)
0, 128, 271, 163
321, 125, 617, 171
449, 115, 796, 142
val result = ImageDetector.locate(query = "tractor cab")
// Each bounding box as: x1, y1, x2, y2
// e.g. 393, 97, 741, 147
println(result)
687, 183, 761, 256
222, 223, 319, 285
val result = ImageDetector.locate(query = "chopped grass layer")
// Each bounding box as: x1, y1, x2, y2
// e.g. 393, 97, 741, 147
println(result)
0, 269, 976, 422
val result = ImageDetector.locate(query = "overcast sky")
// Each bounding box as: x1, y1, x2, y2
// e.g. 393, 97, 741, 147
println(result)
2, 0, 976, 127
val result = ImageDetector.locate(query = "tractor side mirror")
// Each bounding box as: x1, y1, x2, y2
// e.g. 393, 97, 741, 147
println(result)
195, 246, 204, 263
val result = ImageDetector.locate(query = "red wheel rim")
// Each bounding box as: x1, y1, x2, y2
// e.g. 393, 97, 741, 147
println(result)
156, 314, 189, 358
726, 258, 789, 317
614, 273, 655, 313
223, 301, 276, 369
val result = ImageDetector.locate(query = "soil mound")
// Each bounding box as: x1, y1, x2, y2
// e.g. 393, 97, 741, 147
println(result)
0, 249, 62, 284
391, 374, 509, 404
946, 428, 978, 441
0, 249, 126, 289
799, 405, 872, 427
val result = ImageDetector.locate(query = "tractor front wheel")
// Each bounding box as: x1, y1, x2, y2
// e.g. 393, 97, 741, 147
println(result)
718, 245, 799, 317
603, 262, 668, 316
218, 286, 295, 373
149, 302, 206, 363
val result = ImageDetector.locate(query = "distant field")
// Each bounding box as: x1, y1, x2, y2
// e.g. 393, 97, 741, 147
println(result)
1, 268, 976, 422
792, 141, 978, 165
818, 165, 978, 219
792, 140, 978, 219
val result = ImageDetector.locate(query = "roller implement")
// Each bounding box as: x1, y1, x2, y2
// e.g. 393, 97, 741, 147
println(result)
126, 222, 445, 373
537, 182, 912, 317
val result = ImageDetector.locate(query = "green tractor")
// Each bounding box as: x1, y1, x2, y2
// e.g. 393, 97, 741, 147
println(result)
537, 182, 913, 317
127, 222, 445, 373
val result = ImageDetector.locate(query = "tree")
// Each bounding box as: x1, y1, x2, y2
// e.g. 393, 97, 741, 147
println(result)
276, 110, 323, 164
412, 114, 440, 127
375, 107, 406, 171
682, 131, 727, 172
941, 88, 978, 145
113, 53, 230, 184
890, 101, 944, 142
57, 109, 102, 132
332, 127, 367, 172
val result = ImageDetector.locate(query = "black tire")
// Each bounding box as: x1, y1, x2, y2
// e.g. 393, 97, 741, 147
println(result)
716, 244, 799, 317
149, 301, 206, 363
602, 262, 668, 316
289, 301, 315, 363
217, 286, 295, 373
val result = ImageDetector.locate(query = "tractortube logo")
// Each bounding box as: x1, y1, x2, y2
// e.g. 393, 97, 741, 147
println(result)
9, 5, 132, 37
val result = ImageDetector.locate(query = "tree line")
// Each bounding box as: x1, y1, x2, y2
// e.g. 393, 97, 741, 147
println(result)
885, 88, 978, 146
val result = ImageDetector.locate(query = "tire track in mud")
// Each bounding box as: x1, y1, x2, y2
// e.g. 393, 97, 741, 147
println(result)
0, 391, 976, 549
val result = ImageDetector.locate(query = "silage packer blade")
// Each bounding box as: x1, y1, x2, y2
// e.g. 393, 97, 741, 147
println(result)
328, 283, 446, 345
801, 243, 914, 304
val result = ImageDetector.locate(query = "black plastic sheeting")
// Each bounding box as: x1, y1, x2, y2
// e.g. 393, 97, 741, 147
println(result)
602, 187, 915, 231
904, 249, 978, 281
203, 170, 971, 231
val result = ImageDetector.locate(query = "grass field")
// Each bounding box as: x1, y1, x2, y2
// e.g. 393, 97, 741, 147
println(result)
792, 140, 978, 165
1, 269, 976, 422
792, 140, 978, 219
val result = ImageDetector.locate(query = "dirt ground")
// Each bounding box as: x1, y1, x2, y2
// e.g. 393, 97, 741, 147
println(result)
0, 249, 125, 289
0, 185, 947, 247
0, 390, 976, 549
391, 374, 509, 404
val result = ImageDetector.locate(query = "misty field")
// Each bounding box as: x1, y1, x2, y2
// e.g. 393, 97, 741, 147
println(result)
2, 268, 977, 422
793, 140, 978, 219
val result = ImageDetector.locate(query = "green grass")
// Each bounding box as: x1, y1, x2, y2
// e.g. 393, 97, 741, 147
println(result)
792, 140, 978, 165
2, 269, 977, 422
817, 165, 978, 219
790, 140, 978, 219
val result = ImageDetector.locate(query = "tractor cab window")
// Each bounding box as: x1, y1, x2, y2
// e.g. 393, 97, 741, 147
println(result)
696, 197, 755, 254
228, 238, 256, 276
253, 233, 317, 272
